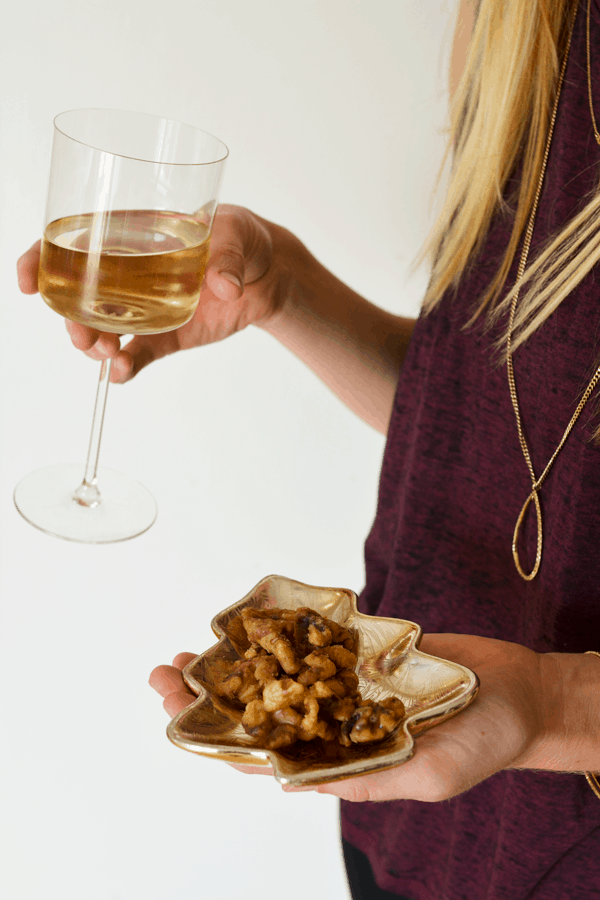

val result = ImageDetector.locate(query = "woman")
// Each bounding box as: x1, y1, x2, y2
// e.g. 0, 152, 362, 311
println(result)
17, 1, 600, 897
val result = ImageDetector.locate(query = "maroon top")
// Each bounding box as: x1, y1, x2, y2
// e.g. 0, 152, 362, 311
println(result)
341, 5, 600, 898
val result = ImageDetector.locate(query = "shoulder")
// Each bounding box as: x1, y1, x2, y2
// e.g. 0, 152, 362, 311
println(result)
450, 0, 478, 99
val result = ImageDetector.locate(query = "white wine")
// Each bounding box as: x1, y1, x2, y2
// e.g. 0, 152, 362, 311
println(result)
39, 210, 211, 334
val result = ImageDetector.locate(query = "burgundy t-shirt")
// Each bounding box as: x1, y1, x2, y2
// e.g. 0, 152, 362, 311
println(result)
341, 5, 600, 899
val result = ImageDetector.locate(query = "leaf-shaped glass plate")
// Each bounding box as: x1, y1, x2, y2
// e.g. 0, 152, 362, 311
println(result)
166, 575, 479, 786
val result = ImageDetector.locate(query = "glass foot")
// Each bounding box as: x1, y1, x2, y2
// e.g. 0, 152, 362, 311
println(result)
14, 463, 157, 544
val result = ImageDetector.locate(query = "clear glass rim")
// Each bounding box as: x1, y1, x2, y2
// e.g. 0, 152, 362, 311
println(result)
53, 107, 229, 167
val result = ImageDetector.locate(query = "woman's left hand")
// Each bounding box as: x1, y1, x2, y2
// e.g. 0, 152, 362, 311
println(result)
305, 632, 551, 803
148, 634, 564, 800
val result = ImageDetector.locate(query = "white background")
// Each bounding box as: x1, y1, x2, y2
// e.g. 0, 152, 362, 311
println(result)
0, 2, 455, 898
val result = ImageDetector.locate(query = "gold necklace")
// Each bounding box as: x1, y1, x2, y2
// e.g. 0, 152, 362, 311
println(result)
508, 2, 600, 581
587, 0, 600, 144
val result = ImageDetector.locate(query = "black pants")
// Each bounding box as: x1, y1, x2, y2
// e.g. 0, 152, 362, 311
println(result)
342, 839, 412, 900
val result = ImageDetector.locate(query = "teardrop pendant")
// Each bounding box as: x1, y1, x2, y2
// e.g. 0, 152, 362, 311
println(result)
512, 488, 543, 581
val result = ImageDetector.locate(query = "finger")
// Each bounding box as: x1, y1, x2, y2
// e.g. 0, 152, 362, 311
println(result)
205, 209, 247, 298
228, 763, 274, 776
172, 651, 198, 669
108, 349, 134, 383
205, 206, 271, 297
204, 267, 244, 302
65, 320, 101, 352
84, 335, 123, 361
111, 333, 179, 383
149, 664, 188, 698
281, 784, 317, 793
17, 240, 41, 294
163, 690, 197, 717
309, 771, 393, 803
65, 320, 121, 358
63, 322, 149, 384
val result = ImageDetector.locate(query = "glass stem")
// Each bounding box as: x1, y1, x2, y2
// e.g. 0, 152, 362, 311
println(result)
73, 358, 112, 508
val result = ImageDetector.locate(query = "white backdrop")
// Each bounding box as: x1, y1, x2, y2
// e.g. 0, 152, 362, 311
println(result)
0, 2, 455, 898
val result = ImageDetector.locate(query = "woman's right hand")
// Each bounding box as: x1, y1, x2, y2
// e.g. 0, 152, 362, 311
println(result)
16, 204, 294, 383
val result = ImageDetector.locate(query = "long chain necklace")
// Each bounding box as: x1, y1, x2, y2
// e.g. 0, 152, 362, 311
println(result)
584, 0, 600, 802
507, 1, 600, 581
587, 0, 600, 144
508, 2, 600, 800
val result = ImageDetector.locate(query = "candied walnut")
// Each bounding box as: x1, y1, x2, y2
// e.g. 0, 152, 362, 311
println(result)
378, 697, 406, 729
328, 620, 357, 651
242, 610, 300, 674
262, 677, 306, 712
337, 669, 359, 693
296, 666, 319, 686
242, 699, 271, 740
244, 645, 268, 660
272, 707, 303, 729
340, 697, 405, 747
293, 607, 334, 651
263, 724, 298, 749
298, 692, 320, 737
328, 695, 358, 723
252, 655, 281, 685
317, 676, 350, 699
236, 680, 262, 704
242, 701, 298, 748
302, 650, 338, 681
311, 680, 336, 700
218, 660, 261, 705
314, 681, 359, 724
308, 622, 332, 646
297, 692, 336, 742
242, 606, 296, 634
326, 645, 357, 670
260, 632, 299, 674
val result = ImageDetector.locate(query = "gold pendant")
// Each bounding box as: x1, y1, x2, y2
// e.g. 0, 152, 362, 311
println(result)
512, 488, 543, 581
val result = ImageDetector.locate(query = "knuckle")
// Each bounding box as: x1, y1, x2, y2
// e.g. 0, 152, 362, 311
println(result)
212, 206, 248, 242
211, 206, 267, 264
212, 243, 245, 270
215, 202, 244, 219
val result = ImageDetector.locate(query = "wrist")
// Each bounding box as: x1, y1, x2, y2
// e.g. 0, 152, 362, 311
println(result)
249, 216, 411, 432
516, 650, 600, 773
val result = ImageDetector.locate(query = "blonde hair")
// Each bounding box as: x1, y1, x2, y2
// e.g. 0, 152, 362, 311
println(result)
423, 0, 598, 358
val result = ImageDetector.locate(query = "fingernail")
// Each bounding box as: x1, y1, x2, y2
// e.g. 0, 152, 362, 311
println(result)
219, 272, 242, 290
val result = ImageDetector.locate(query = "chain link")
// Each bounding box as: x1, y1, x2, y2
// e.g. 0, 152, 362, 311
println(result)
506, 3, 600, 580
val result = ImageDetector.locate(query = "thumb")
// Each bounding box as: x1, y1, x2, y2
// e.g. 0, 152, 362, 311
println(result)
204, 246, 245, 302
112, 332, 179, 383
204, 206, 272, 299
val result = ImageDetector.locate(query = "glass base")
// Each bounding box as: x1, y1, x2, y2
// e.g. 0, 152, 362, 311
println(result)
14, 463, 157, 544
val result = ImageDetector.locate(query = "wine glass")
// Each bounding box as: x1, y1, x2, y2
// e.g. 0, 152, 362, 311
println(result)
14, 109, 228, 543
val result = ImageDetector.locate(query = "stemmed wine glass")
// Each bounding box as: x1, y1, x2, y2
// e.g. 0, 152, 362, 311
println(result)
14, 109, 228, 543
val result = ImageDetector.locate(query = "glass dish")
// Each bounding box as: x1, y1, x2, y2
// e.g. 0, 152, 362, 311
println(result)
166, 575, 479, 786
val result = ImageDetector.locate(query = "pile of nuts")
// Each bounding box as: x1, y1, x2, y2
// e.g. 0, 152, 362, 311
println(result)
214, 606, 405, 750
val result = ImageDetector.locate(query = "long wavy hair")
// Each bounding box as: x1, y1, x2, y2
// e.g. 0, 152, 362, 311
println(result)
423, 0, 595, 358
